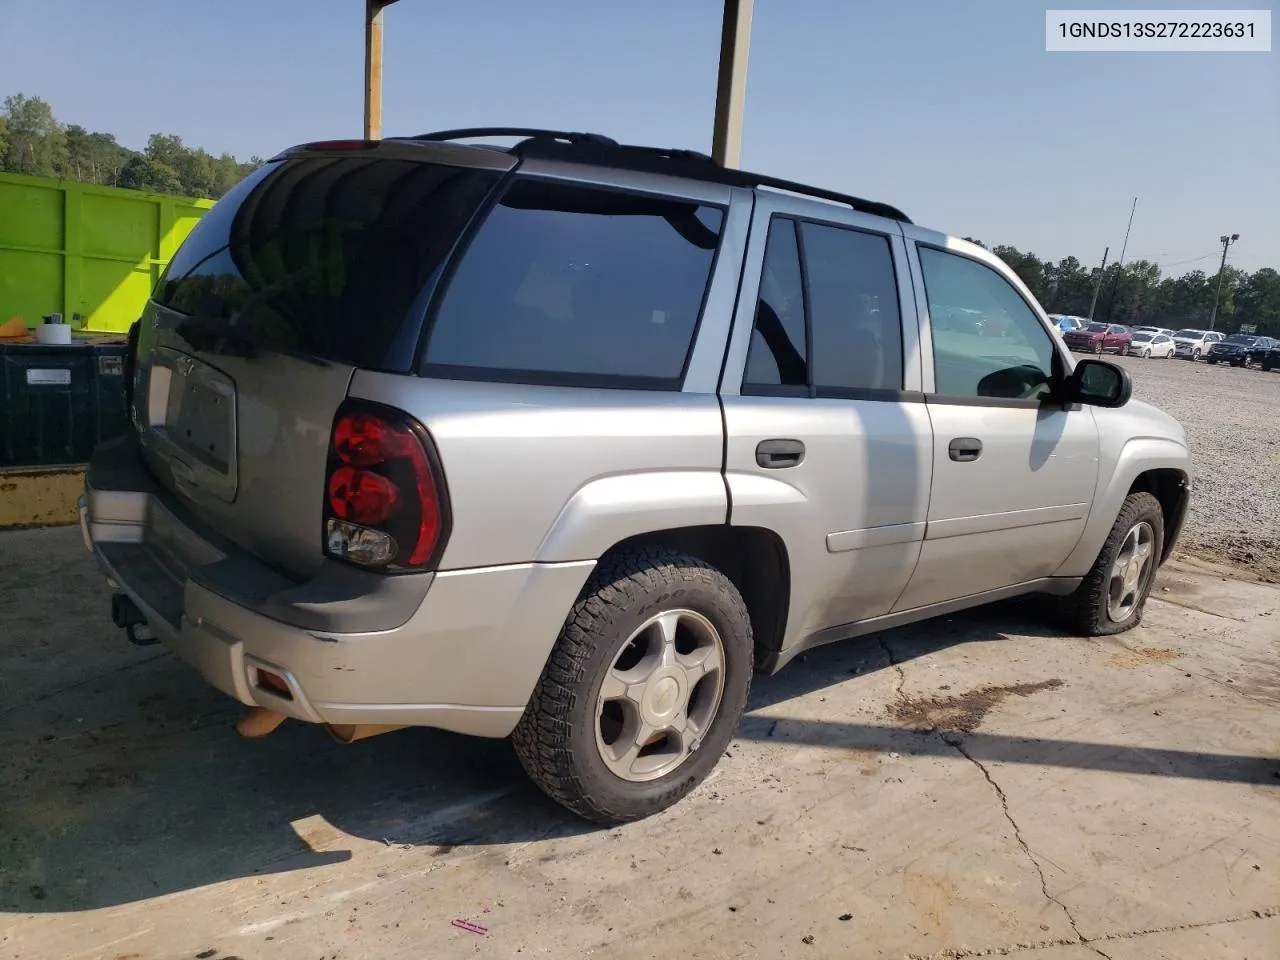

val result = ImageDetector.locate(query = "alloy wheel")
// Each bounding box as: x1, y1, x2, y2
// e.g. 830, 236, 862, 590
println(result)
594, 609, 726, 782
1107, 521, 1156, 623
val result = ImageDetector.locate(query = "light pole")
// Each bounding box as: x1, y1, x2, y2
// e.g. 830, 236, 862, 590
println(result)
1208, 233, 1239, 331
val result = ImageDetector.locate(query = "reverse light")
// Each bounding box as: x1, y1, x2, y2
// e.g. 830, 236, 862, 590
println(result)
322, 401, 450, 572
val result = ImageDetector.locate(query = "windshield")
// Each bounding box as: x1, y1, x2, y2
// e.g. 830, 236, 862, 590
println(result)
1173, 329, 1202, 339
1084, 323, 1108, 332
154, 156, 504, 369
1223, 334, 1256, 344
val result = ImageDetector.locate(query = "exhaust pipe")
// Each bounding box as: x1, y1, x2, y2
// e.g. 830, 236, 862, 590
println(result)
235, 706, 288, 738
325, 723, 407, 743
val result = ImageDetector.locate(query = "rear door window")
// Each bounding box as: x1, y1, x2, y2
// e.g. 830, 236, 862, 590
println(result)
154, 156, 501, 370
742, 216, 904, 397
424, 179, 725, 388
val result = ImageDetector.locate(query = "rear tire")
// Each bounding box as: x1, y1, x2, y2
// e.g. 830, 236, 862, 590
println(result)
512, 546, 753, 824
1056, 492, 1164, 637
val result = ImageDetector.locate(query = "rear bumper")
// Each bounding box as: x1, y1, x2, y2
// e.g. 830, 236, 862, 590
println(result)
81, 435, 594, 738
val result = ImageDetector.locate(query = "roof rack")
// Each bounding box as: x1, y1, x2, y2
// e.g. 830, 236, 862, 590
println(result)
410, 127, 911, 223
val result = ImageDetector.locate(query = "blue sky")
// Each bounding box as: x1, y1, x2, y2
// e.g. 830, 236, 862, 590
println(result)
1, 0, 1276, 272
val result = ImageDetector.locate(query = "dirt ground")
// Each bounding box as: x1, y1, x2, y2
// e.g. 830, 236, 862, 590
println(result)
1, 526, 1277, 960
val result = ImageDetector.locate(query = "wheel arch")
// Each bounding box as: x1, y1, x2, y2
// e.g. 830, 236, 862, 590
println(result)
1056, 437, 1191, 577
600, 525, 791, 674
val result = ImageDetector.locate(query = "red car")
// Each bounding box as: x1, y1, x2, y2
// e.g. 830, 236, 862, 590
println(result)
1062, 322, 1133, 356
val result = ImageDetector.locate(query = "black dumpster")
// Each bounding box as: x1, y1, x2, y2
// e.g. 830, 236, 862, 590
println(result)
0, 340, 131, 469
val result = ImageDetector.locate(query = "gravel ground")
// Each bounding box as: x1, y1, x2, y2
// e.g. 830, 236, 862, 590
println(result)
1110, 353, 1280, 581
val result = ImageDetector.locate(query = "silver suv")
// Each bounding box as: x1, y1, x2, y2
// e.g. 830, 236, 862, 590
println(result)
81, 129, 1192, 823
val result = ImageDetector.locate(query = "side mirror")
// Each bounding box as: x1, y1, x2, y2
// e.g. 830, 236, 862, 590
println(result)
1067, 359, 1132, 408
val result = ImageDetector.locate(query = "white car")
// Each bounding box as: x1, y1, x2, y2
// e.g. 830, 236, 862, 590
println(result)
1130, 331, 1176, 358
1172, 328, 1224, 360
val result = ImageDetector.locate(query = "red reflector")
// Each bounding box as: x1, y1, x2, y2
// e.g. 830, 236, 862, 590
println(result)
257, 669, 293, 700
328, 466, 400, 525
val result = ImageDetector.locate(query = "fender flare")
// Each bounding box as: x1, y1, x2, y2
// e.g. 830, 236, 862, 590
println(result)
1056, 436, 1191, 577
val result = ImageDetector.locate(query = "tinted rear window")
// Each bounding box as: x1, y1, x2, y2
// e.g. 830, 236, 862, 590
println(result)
424, 178, 724, 388
155, 156, 501, 369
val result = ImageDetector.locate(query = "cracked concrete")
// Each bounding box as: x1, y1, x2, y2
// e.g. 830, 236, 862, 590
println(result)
1, 529, 1278, 960
940, 734, 1112, 960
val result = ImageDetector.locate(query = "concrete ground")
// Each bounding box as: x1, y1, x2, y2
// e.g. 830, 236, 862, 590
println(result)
1, 526, 1278, 960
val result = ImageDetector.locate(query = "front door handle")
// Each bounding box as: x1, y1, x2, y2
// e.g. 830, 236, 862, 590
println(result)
756, 438, 805, 469
948, 437, 983, 462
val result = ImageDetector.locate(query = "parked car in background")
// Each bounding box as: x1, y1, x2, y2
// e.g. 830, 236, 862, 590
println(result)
1260, 340, 1280, 372
1130, 331, 1176, 359
1207, 334, 1275, 367
1050, 314, 1086, 333
1063, 322, 1133, 355
1134, 325, 1175, 337
1172, 329, 1224, 360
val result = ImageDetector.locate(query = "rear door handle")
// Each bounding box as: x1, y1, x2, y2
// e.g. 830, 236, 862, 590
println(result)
756, 439, 805, 469
948, 437, 982, 462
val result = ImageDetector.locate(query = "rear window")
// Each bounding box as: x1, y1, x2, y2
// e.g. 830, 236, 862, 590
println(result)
154, 156, 501, 369
423, 179, 724, 388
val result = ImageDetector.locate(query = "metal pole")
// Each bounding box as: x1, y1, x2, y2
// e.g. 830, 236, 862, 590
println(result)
1087, 246, 1109, 321
1208, 234, 1236, 331
711, 0, 754, 168
364, 0, 399, 140
1104, 197, 1138, 323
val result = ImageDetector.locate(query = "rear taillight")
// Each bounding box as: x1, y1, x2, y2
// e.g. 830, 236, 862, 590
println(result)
322, 401, 450, 572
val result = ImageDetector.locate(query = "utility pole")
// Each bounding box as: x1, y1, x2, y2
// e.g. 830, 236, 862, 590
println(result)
1208, 233, 1239, 331
711, 0, 754, 168
1103, 196, 1138, 323
1087, 246, 1109, 321
364, 0, 400, 140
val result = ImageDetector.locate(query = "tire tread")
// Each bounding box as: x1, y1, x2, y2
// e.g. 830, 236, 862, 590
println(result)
511, 545, 752, 823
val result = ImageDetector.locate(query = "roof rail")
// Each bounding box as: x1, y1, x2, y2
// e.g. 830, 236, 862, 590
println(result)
408, 127, 911, 223
412, 127, 619, 148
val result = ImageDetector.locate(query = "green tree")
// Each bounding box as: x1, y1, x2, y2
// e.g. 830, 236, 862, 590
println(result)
118, 153, 184, 194
1, 93, 67, 176
1233, 268, 1280, 335
991, 245, 1049, 302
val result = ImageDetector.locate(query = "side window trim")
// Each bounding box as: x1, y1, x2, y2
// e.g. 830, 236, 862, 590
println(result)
738, 210, 914, 399
912, 239, 1066, 408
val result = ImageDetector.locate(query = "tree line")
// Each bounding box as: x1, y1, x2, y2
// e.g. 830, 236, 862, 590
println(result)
2, 92, 1276, 335
969, 241, 1279, 337
0, 93, 261, 199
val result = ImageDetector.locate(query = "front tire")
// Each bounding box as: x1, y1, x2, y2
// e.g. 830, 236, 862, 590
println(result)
1056, 492, 1164, 636
512, 546, 754, 824
1140, 348, 1150, 359
1093, 341, 1103, 356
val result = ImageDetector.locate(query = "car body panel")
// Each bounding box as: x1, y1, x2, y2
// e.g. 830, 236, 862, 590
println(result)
81, 133, 1194, 740
719, 190, 932, 652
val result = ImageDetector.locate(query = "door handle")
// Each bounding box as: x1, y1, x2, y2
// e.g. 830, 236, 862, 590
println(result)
756, 439, 805, 469
948, 437, 982, 462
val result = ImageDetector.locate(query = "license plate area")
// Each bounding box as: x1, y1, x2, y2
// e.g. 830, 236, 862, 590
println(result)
147, 349, 238, 503
169, 375, 232, 471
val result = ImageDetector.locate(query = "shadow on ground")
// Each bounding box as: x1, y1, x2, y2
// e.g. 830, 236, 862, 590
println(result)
1, 529, 1275, 914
